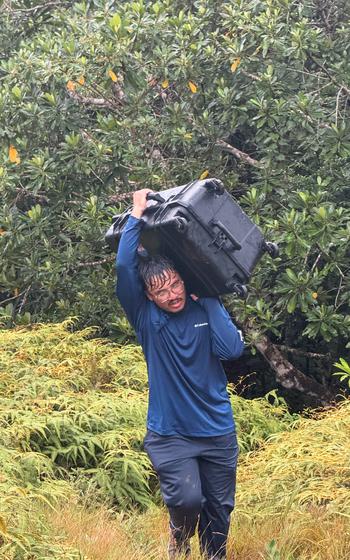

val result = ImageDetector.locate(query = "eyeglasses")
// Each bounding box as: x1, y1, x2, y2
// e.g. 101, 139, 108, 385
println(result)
150, 279, 184, 303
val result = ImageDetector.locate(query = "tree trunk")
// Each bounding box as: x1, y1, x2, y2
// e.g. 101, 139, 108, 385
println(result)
250, 330, 335, 406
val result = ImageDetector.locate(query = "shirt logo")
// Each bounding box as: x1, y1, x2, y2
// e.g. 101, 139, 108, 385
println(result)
194, 322, 209, 328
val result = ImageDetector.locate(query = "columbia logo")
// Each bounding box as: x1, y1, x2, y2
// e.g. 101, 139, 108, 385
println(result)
194, 322, 209, 328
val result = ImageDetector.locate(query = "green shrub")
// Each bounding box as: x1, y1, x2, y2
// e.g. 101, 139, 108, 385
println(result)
0, 0, 349, 370
0, 321, 297, 516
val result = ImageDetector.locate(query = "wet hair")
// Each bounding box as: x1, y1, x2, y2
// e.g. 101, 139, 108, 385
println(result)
138, 254, 178, 291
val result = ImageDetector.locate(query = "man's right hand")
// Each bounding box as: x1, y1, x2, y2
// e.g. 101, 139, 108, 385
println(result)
131, 189, 153, 219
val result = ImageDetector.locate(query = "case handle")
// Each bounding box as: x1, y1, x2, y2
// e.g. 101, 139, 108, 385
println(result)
203, 178, 225, 195
211, 220, 242, 251
146, 192, 165, 203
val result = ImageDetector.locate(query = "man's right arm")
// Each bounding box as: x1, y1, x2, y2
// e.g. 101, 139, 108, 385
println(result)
116, 189, 152, 330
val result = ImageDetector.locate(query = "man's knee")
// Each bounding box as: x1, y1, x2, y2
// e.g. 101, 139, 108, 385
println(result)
158, 461, 202, 511
164, 484, 202, 512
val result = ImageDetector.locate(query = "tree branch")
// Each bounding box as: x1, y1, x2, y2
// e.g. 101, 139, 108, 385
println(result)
107, 192, 134, 204
18, 284, 32, 314
311, 251, 323, 272
334, 264, 345, 310
240, 69, 262, 82
335, 87, 342, 127
216, 139, 262, 168
295, 108, 332, 130
309, 55, 350, 97
276, 345, 331, 360
75, 256, 115, 269
247, 328, 335, 406
67, 90, 118, 110
10, 2, 66, 13
0, 290, 26, 306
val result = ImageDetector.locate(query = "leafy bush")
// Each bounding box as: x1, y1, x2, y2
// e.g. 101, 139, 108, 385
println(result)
232, 390, 298, 452
0, 446, 82, 558
237, 399, 350, 517
333, 357, 350, 388
1, 321, 349, 558
0, 0, 349, 373
0, 321, 297, 516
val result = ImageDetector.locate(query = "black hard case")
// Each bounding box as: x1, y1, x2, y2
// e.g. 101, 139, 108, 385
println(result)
106, 179, 275, 297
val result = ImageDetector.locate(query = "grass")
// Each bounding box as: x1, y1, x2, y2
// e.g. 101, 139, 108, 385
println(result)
45, 500, 350, 560
31, 398, 350, 559
0, 320, 349, 559
236, 400, 350, 517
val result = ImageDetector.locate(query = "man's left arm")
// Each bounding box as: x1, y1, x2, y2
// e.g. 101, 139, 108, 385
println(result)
197, 297, 244, 360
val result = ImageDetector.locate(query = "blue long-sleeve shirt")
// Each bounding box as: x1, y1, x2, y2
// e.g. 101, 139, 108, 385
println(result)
116, 215, 244, 436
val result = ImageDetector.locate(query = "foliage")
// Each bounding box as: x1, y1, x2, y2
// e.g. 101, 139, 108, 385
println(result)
0, 319, 294, 548
0, 321, 153, 511
265, 540, 284, 560
333, 357, 350, 388
0, 321, 150, 556
1, 321, 349, 558
0, 0, 349, 379
231, 389, 298, 452
236, 399, 350, 517
0, 320, 299, 557
0, 445, 82, 558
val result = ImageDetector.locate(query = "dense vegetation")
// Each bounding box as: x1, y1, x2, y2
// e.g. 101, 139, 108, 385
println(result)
1, 1, 350, 556
0, 0, 349, 404
0, 322, 349, 559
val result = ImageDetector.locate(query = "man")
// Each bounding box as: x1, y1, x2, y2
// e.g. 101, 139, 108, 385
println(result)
116, 189, 244, 559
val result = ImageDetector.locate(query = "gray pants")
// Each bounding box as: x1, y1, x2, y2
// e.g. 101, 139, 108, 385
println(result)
143, 430, 239, 559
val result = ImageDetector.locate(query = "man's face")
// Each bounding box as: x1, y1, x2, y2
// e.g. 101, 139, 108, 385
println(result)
145, 269, 187, 313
